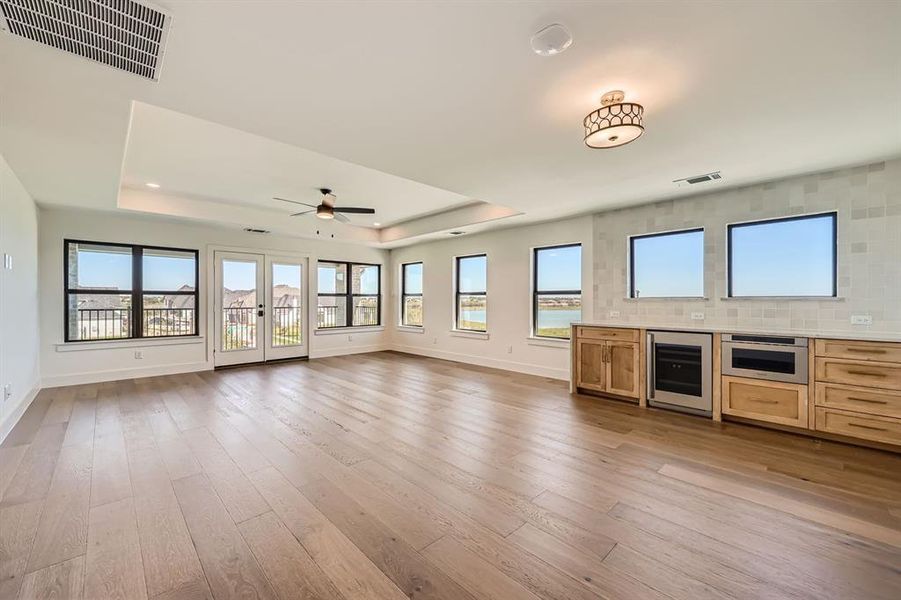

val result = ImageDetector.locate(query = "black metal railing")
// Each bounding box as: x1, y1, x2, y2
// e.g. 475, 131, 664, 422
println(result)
76, 308, 130, 340
222, 306, 256, 350
143, 308, 195, 337
354, 305, 378, 326
317, 305, 341, 328
272, 306, 302, 346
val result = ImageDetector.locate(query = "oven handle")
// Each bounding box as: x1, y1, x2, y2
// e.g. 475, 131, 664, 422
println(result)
647, 333, 655, 400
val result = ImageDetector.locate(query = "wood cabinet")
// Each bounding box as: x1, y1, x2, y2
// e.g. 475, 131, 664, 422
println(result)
814, 338, 901, 448
573, 327, 640, 400
722, 376, 808, 428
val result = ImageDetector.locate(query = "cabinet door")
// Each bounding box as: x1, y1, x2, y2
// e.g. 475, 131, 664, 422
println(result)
607, 341, 640, 399
576, 339, 606, 392
722, 376, 808, 428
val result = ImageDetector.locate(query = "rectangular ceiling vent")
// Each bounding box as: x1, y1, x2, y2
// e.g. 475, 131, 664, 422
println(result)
0, 0, 170, 81
674, 171, 722, 187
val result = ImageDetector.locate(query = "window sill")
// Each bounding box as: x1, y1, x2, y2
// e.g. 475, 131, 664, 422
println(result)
526, 336, 570, 348
396, 325, 425, 334
623, 297, 709, 301
720, 296, 845, 301
314, 326, 385, 336
450, 329, 489, 340
56, 336, 204, 352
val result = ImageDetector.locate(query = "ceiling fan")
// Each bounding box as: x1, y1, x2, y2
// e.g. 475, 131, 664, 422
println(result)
273, 188, 375, 223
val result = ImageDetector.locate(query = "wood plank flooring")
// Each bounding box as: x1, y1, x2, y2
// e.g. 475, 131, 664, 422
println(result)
1, 351, 900, 600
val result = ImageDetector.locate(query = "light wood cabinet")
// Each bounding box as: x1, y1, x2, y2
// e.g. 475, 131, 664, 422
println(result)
815, 407, 901, 446
573, 327, 640, 400
815, 383, 901, 419
815, 357, 901, 391
722, 376, 808, 428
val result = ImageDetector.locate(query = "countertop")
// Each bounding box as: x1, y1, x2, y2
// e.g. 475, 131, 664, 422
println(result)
572, 322, 901, 343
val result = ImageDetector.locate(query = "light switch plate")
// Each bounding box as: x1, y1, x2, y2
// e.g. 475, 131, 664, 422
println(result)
691, 312, 705, 321
851, 314, 873, 326
609, 310, 620, 318
3, 254, 11, 270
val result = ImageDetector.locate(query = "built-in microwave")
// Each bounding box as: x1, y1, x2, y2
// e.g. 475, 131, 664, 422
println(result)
721, 334, 808, 384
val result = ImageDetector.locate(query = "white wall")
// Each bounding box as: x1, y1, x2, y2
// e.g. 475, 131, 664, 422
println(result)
0, 155, 41, 441
592, 159, 901, 334
39, 208, 389, 386
387, 216, 593, 380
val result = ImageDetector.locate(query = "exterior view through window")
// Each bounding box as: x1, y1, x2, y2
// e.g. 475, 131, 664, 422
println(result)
65, 240, 198, 341
401, 262, 423, 326
534, 244, 582, 338
630, 228, 704, 298
272, 263, 302, 346
455, 254, 487, 331
729, 212, 837, 297
317, 261, 381, 327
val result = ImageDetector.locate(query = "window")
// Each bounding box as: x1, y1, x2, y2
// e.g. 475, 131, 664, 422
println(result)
630, 228, 704, 298
728, 212, 837, 297
64, 240, 198, 342
401, 262, 423, 327
455, 254, 487, 332
533, 244, 582, 339
317, 261, 381, 328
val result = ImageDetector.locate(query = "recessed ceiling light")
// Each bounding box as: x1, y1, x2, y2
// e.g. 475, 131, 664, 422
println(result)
530, 24, 572, 56
145, 182, 161, 188
373, 222, 381, 227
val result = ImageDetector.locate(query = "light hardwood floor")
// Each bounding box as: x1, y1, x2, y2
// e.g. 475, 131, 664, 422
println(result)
2, 351, 900, 600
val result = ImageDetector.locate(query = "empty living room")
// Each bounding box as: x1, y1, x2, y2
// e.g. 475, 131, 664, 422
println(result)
1, 1, 901, 599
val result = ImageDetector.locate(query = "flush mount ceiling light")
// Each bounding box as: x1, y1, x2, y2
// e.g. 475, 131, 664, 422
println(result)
583, 90, 644, 149
530, 23, 572, 56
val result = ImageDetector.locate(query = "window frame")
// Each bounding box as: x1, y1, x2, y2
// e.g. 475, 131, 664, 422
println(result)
532, 243, 582, 340
628, 227, 705, 299
727, 212, 837, 298
454, 253, 487, 332
400, 261, 423, 327
316, 260, 382, 329
63, 239, 199, 342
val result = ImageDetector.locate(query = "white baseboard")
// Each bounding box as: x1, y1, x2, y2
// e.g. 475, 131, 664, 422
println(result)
389, 344, 569, 380
41, 361, 212, 388
0, 381, 41, 444
310, 344, 389, 359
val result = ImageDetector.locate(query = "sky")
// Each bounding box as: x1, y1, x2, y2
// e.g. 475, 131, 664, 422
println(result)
404, 263, 423, 294
536, 245, 581, 291
631, 230, 704, 297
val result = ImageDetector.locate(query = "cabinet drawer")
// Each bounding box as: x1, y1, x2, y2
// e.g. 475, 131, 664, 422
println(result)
576, 327, 640, 342
815, 383, 901, 419
722, 376, 808, 428
815, 407, 901, 446
815, 339, 901, 363
815, 358, 901, 391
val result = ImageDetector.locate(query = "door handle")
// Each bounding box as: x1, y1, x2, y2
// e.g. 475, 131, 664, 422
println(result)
647, 333, 655, 400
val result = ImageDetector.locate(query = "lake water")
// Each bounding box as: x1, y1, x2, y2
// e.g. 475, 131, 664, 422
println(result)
460, 309, 582, 327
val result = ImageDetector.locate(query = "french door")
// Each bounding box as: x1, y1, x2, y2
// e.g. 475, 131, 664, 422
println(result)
214, 251, 308, 367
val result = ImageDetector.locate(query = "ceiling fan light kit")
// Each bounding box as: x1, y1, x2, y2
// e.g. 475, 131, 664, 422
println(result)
273, 188, 375, 224
583, 90, 644, 149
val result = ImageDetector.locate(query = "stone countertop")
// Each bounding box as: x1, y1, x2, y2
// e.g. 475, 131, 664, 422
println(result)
572, 322, 901, 343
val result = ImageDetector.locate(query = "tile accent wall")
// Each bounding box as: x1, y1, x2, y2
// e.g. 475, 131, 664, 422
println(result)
593, 158, 901, 334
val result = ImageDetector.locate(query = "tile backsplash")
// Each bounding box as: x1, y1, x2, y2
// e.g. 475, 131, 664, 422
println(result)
592, 159, 901, 334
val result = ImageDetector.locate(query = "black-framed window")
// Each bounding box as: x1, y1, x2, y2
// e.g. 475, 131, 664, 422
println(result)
401, 262, 423, 327
728, 212, 837, 297
629, 228, 704, 298
455, 254, 487, 332
64, 240, 198, 342
533, 244, 582, 339
317, 261, 381, 328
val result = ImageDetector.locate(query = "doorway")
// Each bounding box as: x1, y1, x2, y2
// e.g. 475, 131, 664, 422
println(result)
213, 251, 308, 367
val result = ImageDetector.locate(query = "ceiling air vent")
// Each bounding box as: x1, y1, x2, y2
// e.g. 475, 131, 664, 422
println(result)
0, 0, 170, 81
673, 171, 722, 187
243, 227, 270, 234
448, 231, 466, 236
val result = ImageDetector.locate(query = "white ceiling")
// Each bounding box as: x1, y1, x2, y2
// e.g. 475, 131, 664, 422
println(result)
1, 1, 899, 246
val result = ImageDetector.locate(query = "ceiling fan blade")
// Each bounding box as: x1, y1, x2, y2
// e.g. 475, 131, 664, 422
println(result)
333, 206, 376, 214
273, 197, 318, 208
290, 210, 314, 217
333, 212, 350, 224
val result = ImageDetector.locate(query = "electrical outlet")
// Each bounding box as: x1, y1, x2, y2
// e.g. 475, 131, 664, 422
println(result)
851, 314, 873, 326
348, 334, 353, 342
134, 351, 143, 359
609, 310, 620, 318
507, 345, 513, 354
3, 254, 11, 270
3, 384, 12, 402
433, 337, 438, 344
691, 312, 705, 321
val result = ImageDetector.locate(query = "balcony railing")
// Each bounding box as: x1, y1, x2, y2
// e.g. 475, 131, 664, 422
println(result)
316, 304, 378, 328
222, 306, 256, 350
273, 306, 302, 346
76, 308, 196, 341
143, 308, 196, 337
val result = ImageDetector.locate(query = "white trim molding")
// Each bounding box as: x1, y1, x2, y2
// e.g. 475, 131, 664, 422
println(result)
41, 361, 211, 388
55, 336, 205, 352
391, 344, 568, 380
0, 381, 41, 444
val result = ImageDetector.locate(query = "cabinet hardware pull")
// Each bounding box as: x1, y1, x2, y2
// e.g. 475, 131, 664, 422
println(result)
846, 397, 888, 405
751, 398, 779, 404
846, 348, 887, 354
846, 370, 887, 378
847, 422, 888, 432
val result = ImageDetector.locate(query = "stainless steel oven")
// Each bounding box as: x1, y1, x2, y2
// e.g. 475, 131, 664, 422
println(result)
721, 334, 808, 384
647, 331, 713, 416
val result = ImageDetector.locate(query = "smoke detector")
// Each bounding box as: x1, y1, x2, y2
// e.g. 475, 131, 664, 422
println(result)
0, 0, 171, 81
530, 24, 572, 56
673, 171, 723, 187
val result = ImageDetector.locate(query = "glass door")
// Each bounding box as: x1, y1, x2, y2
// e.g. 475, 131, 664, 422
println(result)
265, 256, 307, 361
214, 252, 265, 366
